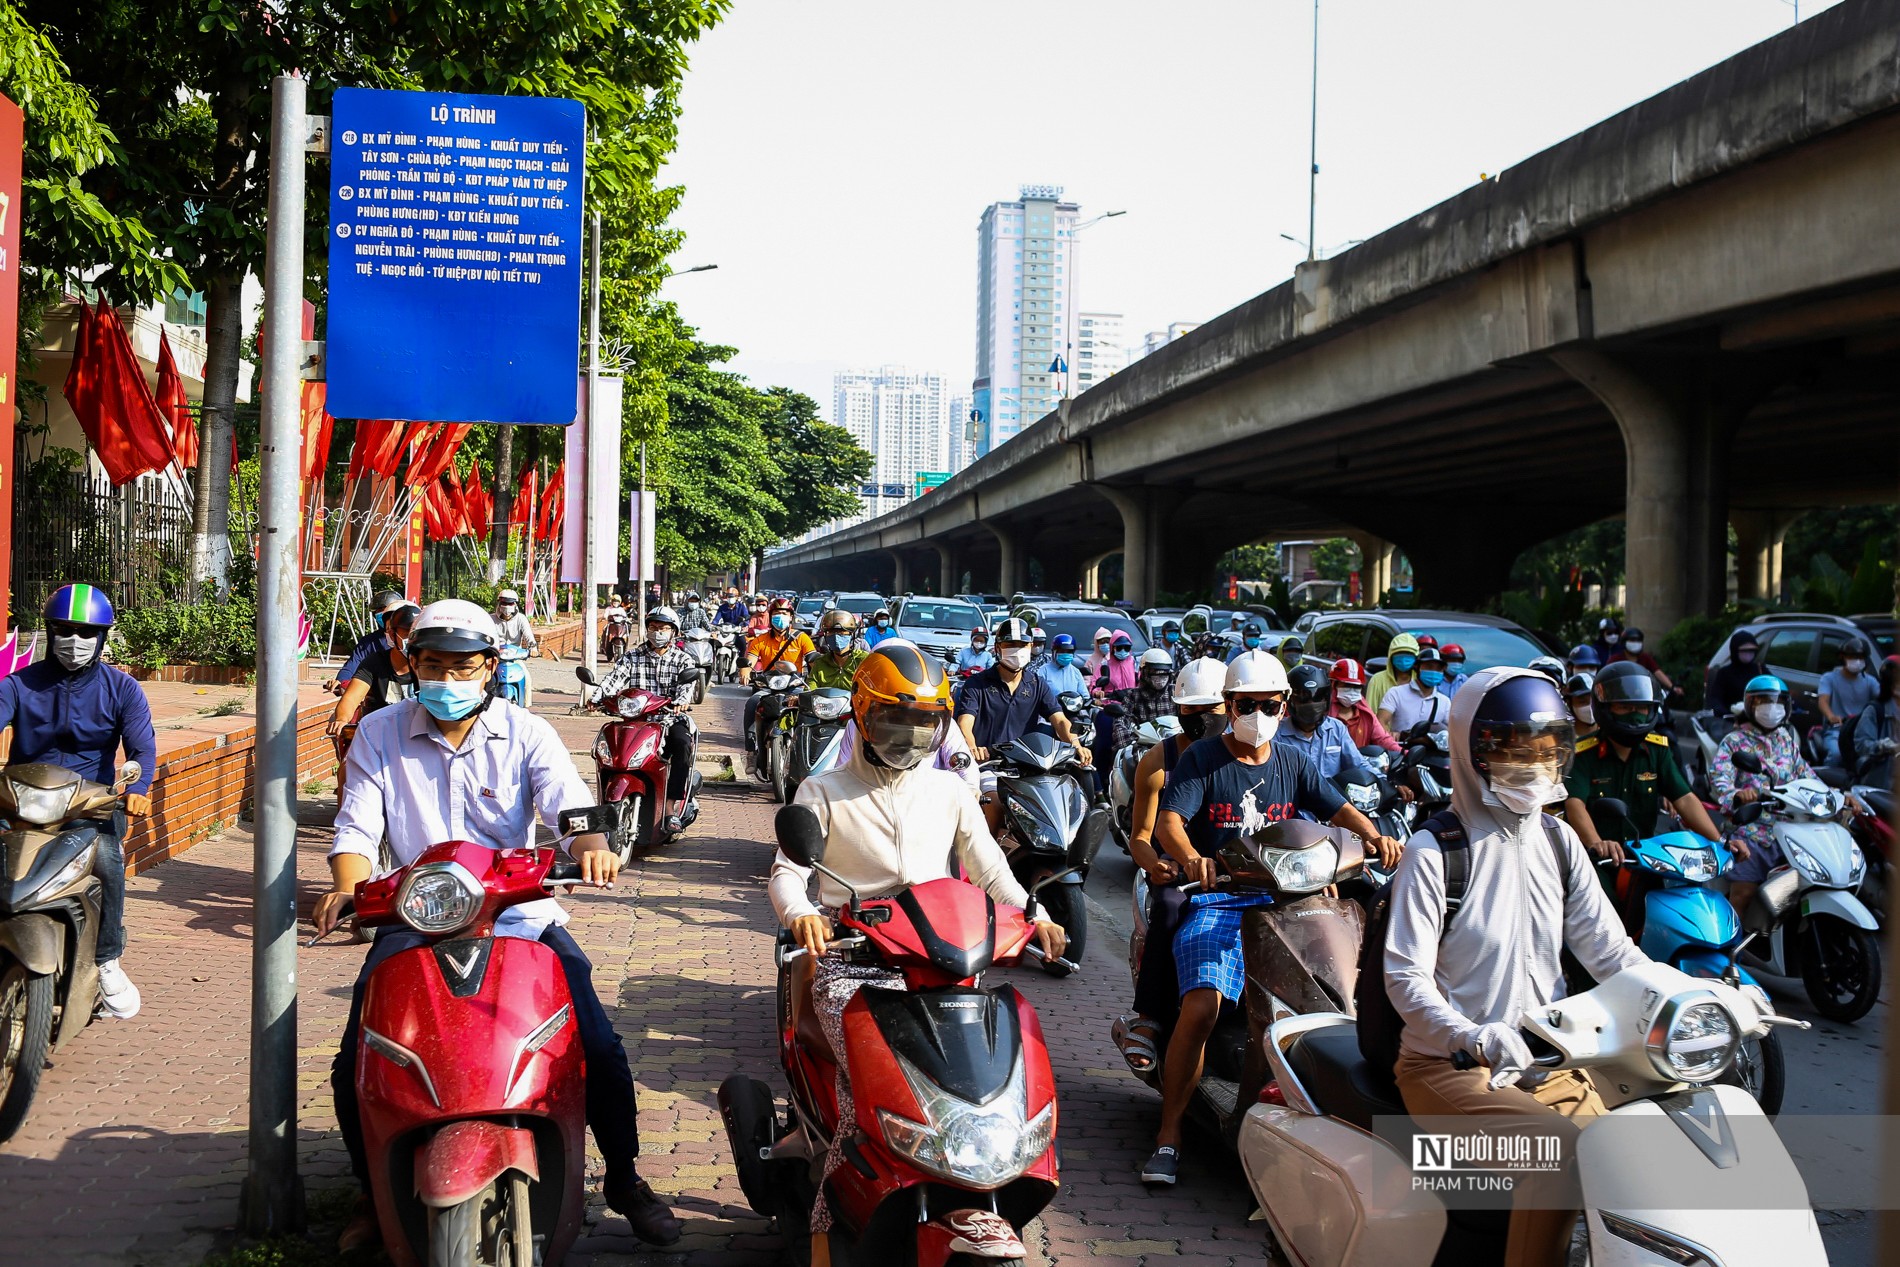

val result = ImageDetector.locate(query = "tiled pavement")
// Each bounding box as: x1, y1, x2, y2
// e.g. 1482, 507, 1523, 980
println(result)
2, 667, 1274, 1265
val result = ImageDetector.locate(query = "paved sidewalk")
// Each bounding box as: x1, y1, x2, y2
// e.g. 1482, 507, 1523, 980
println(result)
3, 673, 1274, 1266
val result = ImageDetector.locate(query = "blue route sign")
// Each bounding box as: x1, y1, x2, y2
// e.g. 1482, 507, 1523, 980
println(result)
327, 87, 586, 424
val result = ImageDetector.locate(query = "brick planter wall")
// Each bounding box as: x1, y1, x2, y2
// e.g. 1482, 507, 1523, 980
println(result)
121, 664, 254, 685
536, 618, 586, 661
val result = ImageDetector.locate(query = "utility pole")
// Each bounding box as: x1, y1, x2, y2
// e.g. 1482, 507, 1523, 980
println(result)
583, 194, 602, 673
1307, 0, 1320, 262
243, 71, 309, 1236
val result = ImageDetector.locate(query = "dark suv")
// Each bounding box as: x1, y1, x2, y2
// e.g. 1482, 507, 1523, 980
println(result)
1705, 612, 1898, 736
1289, 609, 1553, 673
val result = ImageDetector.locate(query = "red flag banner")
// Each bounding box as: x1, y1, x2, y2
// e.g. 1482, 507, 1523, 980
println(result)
462, 461, 492, 541
155, 329, 195, 470
509, 463, 537, 529
66, 301, 175, 486
408, 422, 470, 486
439, 468, 470, 538
348, 419, 408, 479
299, 381, 333, 482
535, 461, 564, 542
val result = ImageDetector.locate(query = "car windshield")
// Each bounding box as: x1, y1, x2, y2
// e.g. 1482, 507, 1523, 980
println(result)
1856, 620, 1897, 658
1410, 625, 1549, 672
1034, 612, 1152, 650
898, 600, 984, 632
796, 598, 827, 617
833, 595, 886, 617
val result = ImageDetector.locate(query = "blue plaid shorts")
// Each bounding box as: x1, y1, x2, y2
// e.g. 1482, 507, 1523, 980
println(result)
1172, 890, 1275, 1001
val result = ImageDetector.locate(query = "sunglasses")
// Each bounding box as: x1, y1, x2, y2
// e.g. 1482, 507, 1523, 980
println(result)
1229, 696, 1286, 716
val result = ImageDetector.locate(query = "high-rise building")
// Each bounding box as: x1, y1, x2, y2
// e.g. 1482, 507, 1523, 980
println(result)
832, 365, 952, 521
946, 392, 974, 473
1132, 321, 1202, 361
1074, 312, 1127, 394
972, 185, 1083, 456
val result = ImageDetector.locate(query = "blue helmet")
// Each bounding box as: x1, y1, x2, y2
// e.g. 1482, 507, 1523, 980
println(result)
1567, 644, 1601, 669
1050, 633, 1076, 652
44, 583, 116, 630
1743, 674, 1789, 698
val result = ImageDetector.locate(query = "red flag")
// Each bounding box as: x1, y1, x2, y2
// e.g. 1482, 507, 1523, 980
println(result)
66, 301, 175, 486
462, 462, 492, 540
63, 301, 98, 424
155, 329, 195, 470
348, 420, 408, 479
536, 462, 565, 542
408, 422, 470, 486
439, 469, 470, 537
370, 421, 414, 477
510, 463, 537, 529
299, 382, 333, 482
422, 477, 456, 540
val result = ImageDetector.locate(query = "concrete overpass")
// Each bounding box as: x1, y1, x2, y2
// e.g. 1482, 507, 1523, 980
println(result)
763, 0, 1900, 635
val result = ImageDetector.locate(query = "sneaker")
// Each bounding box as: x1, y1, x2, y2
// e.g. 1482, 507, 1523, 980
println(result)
96, 960, 141, 1019
603, 1174, 682, 1245
1140, 1145, 1180, 1186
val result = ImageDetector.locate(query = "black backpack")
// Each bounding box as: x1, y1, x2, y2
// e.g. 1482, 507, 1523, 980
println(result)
1353, 809, 1571, 1080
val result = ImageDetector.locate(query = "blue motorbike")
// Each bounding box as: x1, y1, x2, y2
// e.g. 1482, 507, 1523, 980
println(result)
498, 643, 533, 707
1588, 800, 1787, 1114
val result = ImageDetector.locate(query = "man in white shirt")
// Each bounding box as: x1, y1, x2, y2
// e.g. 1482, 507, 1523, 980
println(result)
314, 601, 679, 1252
1379, 644, 1454, 738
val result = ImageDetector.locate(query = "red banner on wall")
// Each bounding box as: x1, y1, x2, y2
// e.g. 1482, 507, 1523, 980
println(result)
0, 94, 22, 635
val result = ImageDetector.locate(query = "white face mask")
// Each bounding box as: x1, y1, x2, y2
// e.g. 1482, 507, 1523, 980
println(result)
1625, 641, 1644, 654
1752, 702, 1787, 730
1846, 659, 1866, 674
997, 646, 1031, 671
1572, 703, 1595, 726
1484, 762, 1563, 816
1230, 709, 1280, 748
1335, 687, 1363, 708
648, 627, 675, 649
53, 633, 99, 671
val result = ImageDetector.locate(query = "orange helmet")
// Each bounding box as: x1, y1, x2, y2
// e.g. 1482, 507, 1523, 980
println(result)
850, 639, 952, 769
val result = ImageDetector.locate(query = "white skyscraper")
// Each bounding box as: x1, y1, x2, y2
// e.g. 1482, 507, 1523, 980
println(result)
1132, 321, 1202, 361
832, 366, 952, 519
946, 392, 973, 473
1074, 312, 1127, 394
972, 185, 1083, 456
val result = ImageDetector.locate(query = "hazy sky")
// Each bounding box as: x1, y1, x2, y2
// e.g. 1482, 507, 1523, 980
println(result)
659, 0, 1838, 415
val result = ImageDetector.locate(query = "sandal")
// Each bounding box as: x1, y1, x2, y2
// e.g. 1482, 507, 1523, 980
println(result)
1114, 1014, 1164, 1074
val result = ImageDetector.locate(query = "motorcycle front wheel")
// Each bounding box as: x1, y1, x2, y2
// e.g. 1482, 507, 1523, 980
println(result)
427, 1171, 533, 1267
767, 739, 791, 804
1720, 1029, 1786, 1116
1030, 877, 1087, 976
1800, 915, 1883, 1023
0, 961, 54, 1142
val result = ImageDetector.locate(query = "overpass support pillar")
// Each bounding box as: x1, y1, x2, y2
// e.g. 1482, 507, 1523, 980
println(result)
984, 522, 1023, 596
1732, 510, 1797, 603
1093, 487, 1167, 609
1081, 549, 1116, 603
1345, 532, 1395, 604
1552, 350, 1732, 636
934, 542, 961, 596
885, 550, 910, 596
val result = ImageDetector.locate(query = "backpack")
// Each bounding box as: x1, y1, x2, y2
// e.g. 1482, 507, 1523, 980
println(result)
1353, 809, 1571, 1080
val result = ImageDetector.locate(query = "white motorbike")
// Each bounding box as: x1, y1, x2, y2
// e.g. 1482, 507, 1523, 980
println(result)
1106, 714, 1181, 853
1687, 705, 1742, 798
713, 626, 741, 684
1238, 896, 1824, 1267
682, 627, 714, 703
1729, 752, 1881, 1022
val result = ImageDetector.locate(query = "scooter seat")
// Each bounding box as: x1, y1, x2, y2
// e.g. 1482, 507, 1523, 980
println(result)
786, 952, 836, 1064
1814, 766, 1851, 790
1283, 1025, 1409, 1132
1861, 787, 1893, 818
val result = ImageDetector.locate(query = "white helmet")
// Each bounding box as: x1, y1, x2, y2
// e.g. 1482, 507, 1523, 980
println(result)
647, 605, 681, 630
1172, 657, 1226, 706
1224, 649, 1289, 694
409, 599, 502, 656
496, 588, 520, 606
1138, 647, 1174, 671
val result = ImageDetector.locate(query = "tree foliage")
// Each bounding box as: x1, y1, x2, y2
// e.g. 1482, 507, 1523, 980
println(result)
760, 387, 871, 541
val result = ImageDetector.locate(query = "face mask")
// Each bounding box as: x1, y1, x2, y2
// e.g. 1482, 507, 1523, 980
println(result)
1752, 703, 1787, 730
1418, 669, 1445, 687
1336, 687, 1363, 708
1572, 703, 1595, 726
1143, 671, 1171, 691
1054, 651, 1075, 667
1096, 643, 1111, 655
1391, 654, 1417, 673
828, 634, 853, 654
1292, 698, 1328, 731
1243, 637, 1261, 650
770, 614, 790, 632
1485, 763, 1563, 816
1165, 631, 1180, 644
1605, 633, 1620, 645
1447, 662, 1464, 676
1737, 648, 1756, 664
1180, 710, 1218, 741
876, 619, 891, 630
1625, 641, 1644, 655
1112, 647, 1132, 660
971, 641, 987, 653
648, 627, 675, 649
1231, 709, 1280, 747
998, 646, 1032, 671
1846, 659, 1866, 674
498, 604, 517, 616
53, 633, 99, 671
418, 677, 489, 721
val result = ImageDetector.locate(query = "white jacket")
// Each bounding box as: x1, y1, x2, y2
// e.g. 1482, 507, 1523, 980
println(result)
769, 742, 1029, 925
1384, 666, 1646, 1059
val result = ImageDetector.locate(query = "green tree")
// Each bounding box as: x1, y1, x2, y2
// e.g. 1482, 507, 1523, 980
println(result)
760, 387, 871, 542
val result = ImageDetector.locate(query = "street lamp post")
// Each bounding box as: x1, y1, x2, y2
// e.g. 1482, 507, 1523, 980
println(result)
1062, 209, 1126, 400
1307, 0, 1320, 263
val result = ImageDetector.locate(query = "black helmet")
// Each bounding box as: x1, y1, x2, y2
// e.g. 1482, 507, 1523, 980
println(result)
1469, 673, 1576, 778
1287, 663, 1330, 731
1622, 627, 1646, 642
992, 616, 1033, 644
1842, 638, 1870, 661
1593, 660, 1662, 745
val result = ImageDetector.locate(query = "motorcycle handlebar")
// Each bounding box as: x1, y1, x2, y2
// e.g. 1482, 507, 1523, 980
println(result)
1021, 942, 1079, 973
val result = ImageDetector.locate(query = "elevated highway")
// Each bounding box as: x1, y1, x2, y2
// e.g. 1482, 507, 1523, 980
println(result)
765, 0, 1900, 634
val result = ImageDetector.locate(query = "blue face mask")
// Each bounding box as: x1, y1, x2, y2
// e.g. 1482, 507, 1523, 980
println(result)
1112, 647, 1131, 661
1419, 669, 1445, 687
770, 613, 790, 632
1055, 651, 1075, 667
418, 678, 489, 721
1164, 631, 1180, 644
1392, 654, 1417, 672
829, 634, 853, 654
1244, 637, 1261, 649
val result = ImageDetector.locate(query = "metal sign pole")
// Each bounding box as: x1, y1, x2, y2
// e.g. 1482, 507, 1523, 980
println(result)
243, 71, 308, 1235
582, 202, 601, 670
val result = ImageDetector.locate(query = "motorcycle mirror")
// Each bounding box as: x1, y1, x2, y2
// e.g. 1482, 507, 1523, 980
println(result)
774, 804, 827, 867
1730, 800, 1766, 827
116, 760, 143, 791
1099, 701, 1126, 718
1732, 750, 1764, 775
1744, 867, 1802, 935
1586, 797, 1630, 834
949, 752, 972, 770
576, 665, 598, 686
1033, 865, 1081, 892
1366, 656, 1389, 673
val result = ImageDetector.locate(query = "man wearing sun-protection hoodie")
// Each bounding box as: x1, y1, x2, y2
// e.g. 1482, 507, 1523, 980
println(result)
1383, 666, 1651, 1266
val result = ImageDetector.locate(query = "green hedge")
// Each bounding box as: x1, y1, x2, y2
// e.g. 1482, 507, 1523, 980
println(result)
113, 594, 259, 669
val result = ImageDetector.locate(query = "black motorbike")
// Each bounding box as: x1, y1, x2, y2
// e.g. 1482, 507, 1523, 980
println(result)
755, 669, 809, 804
1391, 720, 1451, 816
984, 732, 1110, 976
1338, 747, 1411, 886
785, 686, 852, 803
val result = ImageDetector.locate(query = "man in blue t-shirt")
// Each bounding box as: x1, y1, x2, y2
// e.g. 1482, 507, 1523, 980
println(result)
1139, 650, 1400, 1187
1033, 633, 1091, 699
956, 618, 1091, 833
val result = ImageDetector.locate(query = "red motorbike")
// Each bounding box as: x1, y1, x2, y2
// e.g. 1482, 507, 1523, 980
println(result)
345, 813, 609, 1267
718, 805, 1076, 1265
575, 664, 701, 850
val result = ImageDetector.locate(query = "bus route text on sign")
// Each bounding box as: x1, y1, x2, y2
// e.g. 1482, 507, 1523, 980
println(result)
327, 87, 586, 425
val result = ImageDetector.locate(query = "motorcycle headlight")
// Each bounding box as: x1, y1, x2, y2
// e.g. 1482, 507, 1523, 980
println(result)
617, 695, 646, 719
1785, 844, 1830, 885
1346, 784, 1380, 813
1665, 846, 1714, 882
1430, 731, 1451, 753
810, 696, 851, 720
1263, 842, 1343, 895
877, 1053, 1052, 1189
397, 861, 483, 934
8, 780, 76, 827
593, 735, 612, 764
767, 674, 792, 691
1005, 797, 1061, 853
1366, 751, 1391, 774
1646, 994, 1738, 1084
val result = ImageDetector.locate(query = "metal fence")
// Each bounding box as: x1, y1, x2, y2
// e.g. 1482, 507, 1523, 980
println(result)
13, 470, 195, 622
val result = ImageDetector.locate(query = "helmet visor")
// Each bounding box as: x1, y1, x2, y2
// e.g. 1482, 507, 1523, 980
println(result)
862, 702, 950, 770
1472, 714, 1578, 780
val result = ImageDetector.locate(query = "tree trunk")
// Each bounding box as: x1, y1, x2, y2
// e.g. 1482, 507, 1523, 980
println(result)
486, 423, 515, 582
189, 266, 244, 595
